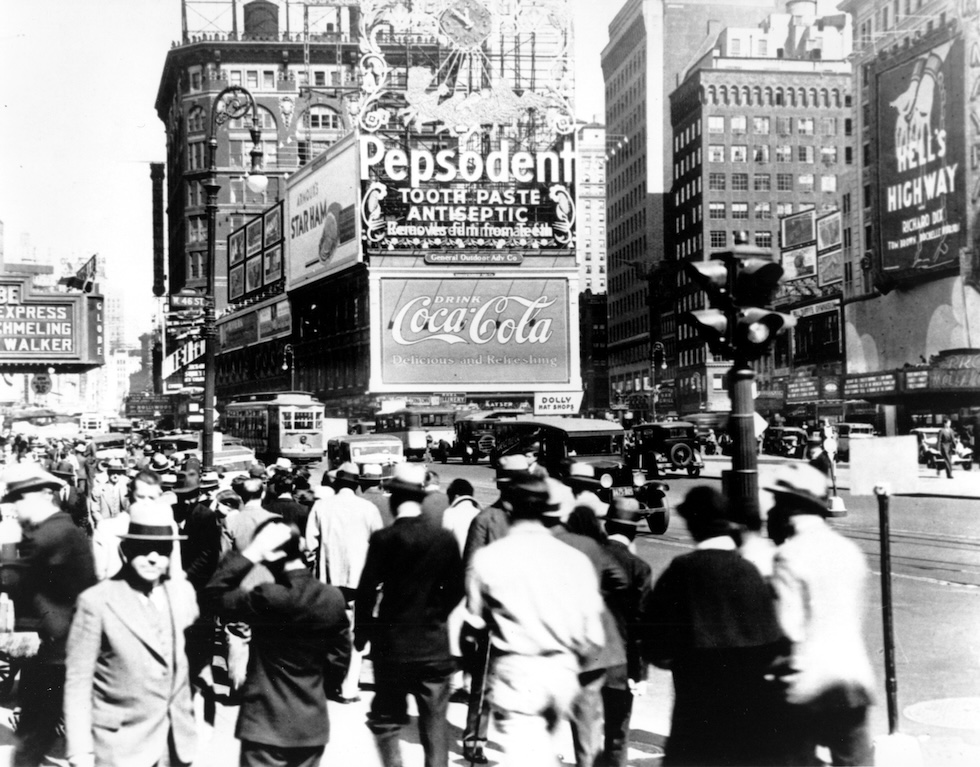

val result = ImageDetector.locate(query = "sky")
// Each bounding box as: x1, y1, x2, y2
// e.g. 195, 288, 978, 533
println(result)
0, 0, 835, 343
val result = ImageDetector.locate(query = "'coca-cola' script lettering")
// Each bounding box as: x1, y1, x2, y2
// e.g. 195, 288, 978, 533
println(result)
392, 295, 555, 346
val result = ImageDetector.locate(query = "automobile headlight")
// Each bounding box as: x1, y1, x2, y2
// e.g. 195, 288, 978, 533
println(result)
633, 471, 646, 487
600, 473, 614, 489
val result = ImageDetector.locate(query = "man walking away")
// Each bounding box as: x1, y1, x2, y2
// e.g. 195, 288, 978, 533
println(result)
766, 465, 875, 766
206, 519, 351, 767
355, 464, 464, 767
938, 418, 957, 478
467, 476, 605, 767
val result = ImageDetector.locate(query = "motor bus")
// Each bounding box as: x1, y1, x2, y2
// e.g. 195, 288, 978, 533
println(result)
451, 410, 525, 463
222, 392, 326, 464
325, 434, 405, 479
374, 407, 457, 461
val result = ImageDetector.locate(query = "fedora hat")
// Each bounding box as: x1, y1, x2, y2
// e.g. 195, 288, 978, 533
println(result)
607, 497, 643, 527
541, 478, 575, 520
1, 465, 65, 503
506, 475, 551, 514
564, 462, 602, 490
335, 461, 361, 485
199, 471, 220, 491
118, 500, 186, 541
386, 463, 427, 500
275, 457, 293, 471
360, 464, 383, 484
764, 463, 829, 515
495, 454, 530, 484
149, 453, 172, 472
173, 471, 200, 495
106, 458, 127, 474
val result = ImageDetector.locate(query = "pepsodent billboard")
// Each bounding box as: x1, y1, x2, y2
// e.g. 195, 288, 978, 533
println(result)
286, 132, 361, 290
372, 277, 572, 390
876, 36, 965, 286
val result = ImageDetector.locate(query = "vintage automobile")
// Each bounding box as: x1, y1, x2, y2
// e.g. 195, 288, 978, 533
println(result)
835, 422, 875, 462
147, 433, 256, 473
628, 420, 705, 478
761, 426, 809, 459
909, 427, 974, 470
490, 416, 670, 534
325, 434, 405, 479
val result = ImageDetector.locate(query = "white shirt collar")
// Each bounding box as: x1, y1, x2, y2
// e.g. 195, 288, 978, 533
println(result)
696, 535, 737, 551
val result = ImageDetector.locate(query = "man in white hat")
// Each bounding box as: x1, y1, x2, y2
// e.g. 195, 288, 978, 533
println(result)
64, 501, 198, 767
1, 464, 96, 767
766, 464, 875, 766
306, 461, 384, 703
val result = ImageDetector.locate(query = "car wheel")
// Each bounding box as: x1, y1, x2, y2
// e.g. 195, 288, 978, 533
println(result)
670, 443, 694, 468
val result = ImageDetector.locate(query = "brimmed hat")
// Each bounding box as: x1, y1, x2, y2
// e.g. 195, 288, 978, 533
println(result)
106, 458, 127, 474
386, 463, 427, 500
74, 443, 87, 453
506, 476, 551, 514
173, 471, 200, 495
496, 454, 530, 484
541, 478, 575, 521
214, 489, 242, 510
564, 462, 602, 490
248, 463, 267, 479
360, 464, 383, 483
199, 471, 220, 491
275, 457, 293, 471
1, 465, 65, 503
118, 500, 186, 541
149, 453, 172, 472
160, 472, 178, 490
607, 497, 643, 527
335, 461, 361, 485
764, 464, 829, 514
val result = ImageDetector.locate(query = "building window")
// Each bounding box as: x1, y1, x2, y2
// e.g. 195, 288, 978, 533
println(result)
776, 116, 791, 135
731, 145, 748, 163
821, 117, 838, 136
708, 116, 725, 133
754, 174, 771, 191
190, 70, 202, 91
187, 106, 206, 134
247, 70, 258, 89
732, 173, 749, 191
776, 145, 792, 162
230, 70, 242, 86
798, 174, 814, 192
797, 146, 814, 163
821, 146, 838, 164
709, 202, 726, 219
777, 202, 793, 217
797, 117, 814, 135
708, 144, 725, 162
730, 38, 742, 56
821, 175, 838, 192
755, 231, 773, 248
845, 147, 854, 165
731, 203, 749, 219
731, 115, 747, 134
708, 172, 726, 191
187, 141, 205, 170
753, 116, 770, 134
754, 145, 770, 163
845, 118, 853, 136
755, 202, 772, 219
314, 71, 326, 86
757, 39, 768, 57
710, 230, 727, 248
842, 193, 851, 214
263, 70, 276, 89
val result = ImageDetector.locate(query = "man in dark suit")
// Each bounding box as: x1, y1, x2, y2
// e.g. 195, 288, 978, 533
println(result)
0, 464, 96, 767
206, 518, 351, 767
355, 463, 465, 767
600, 499, 653, 767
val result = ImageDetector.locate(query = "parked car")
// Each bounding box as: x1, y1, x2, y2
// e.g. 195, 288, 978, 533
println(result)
761, 426, 809, 459
325, 434, 404, 479
628, 420, 704, 478
909, 428, 974, 470
147, 433, 256, 473
835, 422, 875, 462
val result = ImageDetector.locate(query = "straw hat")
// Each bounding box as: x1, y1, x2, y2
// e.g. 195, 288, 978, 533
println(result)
118, 500, 186, 540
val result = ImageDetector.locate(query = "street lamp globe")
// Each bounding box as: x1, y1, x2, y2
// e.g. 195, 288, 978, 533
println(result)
246, 172, 268, 195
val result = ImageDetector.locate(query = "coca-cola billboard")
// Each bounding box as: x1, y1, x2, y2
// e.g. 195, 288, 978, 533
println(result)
374, 277, 572, 389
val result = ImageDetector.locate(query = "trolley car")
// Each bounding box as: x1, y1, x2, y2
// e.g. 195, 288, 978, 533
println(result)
222, 392, 326, 464
374, 407, 457, 461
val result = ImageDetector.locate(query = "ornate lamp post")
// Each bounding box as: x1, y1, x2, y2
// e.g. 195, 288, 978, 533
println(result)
202, 86, 267, 470
649, 341, 665, 421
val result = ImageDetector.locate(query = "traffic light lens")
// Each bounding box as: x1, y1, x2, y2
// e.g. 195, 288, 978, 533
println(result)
746, 322, 771, 344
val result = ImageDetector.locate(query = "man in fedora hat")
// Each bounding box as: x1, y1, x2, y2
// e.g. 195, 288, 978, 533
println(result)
64, 501, 198, 767
0, 464, 96, 767
95, 459, 129, 522
206, 517, 351, 767
600, 499, 653, 767
359, 463, 394, 527
467, 475, 605, 767
765, 464, 875, 766
306, 461, 383, 703
355, 463, 464, 767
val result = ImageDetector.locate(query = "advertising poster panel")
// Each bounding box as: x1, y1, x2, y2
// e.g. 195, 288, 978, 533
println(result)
359, 134, 576, 258
782, 244, 817, 281
876, 36, 965, 283
227, 200, 284, 303
816, 211, 843, 286
375, 277, 571, 388
286, 132, 360, 291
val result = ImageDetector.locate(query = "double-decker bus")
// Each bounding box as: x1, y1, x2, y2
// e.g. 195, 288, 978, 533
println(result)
222, 392, 325, 464
374, 407, 457, 462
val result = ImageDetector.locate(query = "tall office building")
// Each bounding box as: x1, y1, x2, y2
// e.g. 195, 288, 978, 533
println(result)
575, 123, 609, 295
601, 0, 781, 416
667, 0, 852, 417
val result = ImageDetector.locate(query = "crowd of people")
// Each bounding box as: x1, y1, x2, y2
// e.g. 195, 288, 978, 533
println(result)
0, 434, 876, 767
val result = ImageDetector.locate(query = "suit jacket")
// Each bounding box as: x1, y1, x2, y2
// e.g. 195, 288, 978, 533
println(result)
462, 502, 509, 569
603, 538, 653, 683
205, 552, 351, 747
355, 516, 464, 663
180, 501, 221, 591
6, 511, 96, 664
64, 575, 199, 767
